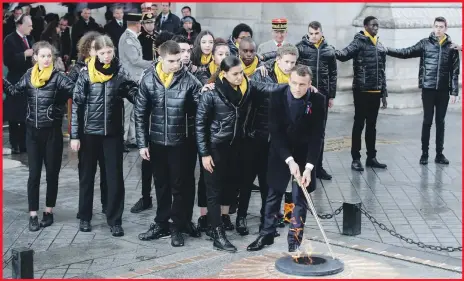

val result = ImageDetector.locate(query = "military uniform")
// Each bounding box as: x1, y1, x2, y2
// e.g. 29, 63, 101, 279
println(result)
138, 12, 159, 62
257, 18, 288, 55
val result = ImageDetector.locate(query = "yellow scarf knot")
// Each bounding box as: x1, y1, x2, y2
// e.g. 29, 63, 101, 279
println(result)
208, 62, 218, 77
201, 53, 212, 65
363, 30, 378, 46
241, 56, 259, 77
218, 71, 248, 96
439, 35, 447, 46
31, 63, 54, 88
156, 62, 174, 88
88, 56, 113, 84
314, 37, 324, 49
274, 63, 290, 84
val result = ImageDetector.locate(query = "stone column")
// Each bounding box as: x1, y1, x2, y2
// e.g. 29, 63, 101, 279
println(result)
334, 3, 462, 114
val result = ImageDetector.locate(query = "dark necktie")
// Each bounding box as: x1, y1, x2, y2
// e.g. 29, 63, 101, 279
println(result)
119, 21, 123, 27
22, 36, 29, 49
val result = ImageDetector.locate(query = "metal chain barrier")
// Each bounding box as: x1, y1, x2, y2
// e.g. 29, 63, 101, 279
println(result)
360, 206, 462, 252
308, 205, 343, 220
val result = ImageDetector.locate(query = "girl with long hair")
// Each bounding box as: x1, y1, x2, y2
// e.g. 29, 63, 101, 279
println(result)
191, 30, 214, 67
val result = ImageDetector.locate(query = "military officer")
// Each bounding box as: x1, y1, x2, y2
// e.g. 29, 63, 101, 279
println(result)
138, 12, 159, 61
257, 18, 288, 55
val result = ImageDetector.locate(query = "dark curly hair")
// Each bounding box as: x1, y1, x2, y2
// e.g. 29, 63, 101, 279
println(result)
77, 31, 101, 61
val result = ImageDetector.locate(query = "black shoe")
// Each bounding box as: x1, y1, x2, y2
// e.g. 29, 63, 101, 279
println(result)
222, 215, 234, 231
79, 220, 92, 232
351, 160, 364, 171
197, 215, 209, 232
212, 226, 237, 253
102, 205, 107, 214
76, 212, 80, 219
171, 230, 185, 247
110, 225, 124, 237
29, 216, 40, 232
40, 212, 53, 228
236, 217, 249, 236
316, 167, 332, 180
420, 152, 429, 165
288, 243, 299, 253
259, 225, 280, 237
123, 144, 130, 152
138, 223, 171, 241
130, 197, 153, 213
182, 221, 201, 238
366, 158, 387, 169
11, 146, 20, 154
247, 234, 274, 251
435, 154, 449, 165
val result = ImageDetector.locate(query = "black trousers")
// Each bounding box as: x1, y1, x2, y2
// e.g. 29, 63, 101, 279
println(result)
141, 159, 153, 199
150, 142, 191, 230
185, 140, 198, 222
238, 138, 270, 219
351, 91, 382, 160
197, 157, 207, 208
26, 125, 63, 211
79, 134, 125, 226
421, 89, 449, 154
318, 94, 330, 169
9, 121, 26, 150
78, 144, 107, 208
204, 141, 245, 228
260, 179, 309, 245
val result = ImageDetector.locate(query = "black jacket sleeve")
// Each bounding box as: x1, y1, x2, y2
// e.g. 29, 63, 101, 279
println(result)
3, 74, 28, 96
261, 51, 277, 62
268, 89, 293, 162
118, 69, 138, 104
71, 73, 88, 139
336, 39, 361, 62
306, 93, 326, 165
328, 49, 338, 99
387, 41, 423, 59
67, 64, 81, 82
134, 76, 151, 149
195, 68, 210, 85
195, 91, 214, 157
55, 72, 76, 103
450, 49, 460, 96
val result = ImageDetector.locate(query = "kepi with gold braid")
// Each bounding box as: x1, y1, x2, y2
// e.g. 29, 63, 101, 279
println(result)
272, 18, 288, 31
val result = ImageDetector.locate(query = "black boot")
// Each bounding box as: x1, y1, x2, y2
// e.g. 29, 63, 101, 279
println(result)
182, 221, 201, 238
130, 197, 153, 213
316, 167, 332, 180
29, 216, 40, 232
221, 214, 234, 231
79, 220, 92, 232
435, 154, 449, 165
236, 217, 249, 236
212, 226, 237, 253
110, 225, 124, 237
247, 234, 274, 251
40, 212, 54, 227
420, 152, 429, 165
366, 158, 387, 169
197, 215, 208, 232
138, 223, 171, 241
171, 229, 185, 247
351, 160, 364, 171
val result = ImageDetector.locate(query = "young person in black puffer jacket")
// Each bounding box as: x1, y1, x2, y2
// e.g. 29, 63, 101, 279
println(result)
3, 41, 75, 232
70, 35, 138, 237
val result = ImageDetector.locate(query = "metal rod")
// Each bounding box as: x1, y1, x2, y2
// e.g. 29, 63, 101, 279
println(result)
295, 176, 336, 259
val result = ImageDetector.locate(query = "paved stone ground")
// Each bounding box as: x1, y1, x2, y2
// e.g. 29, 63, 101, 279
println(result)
2, 111, 462, 278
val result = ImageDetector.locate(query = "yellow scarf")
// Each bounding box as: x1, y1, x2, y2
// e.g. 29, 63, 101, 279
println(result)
201, 53, 212, 65
208, 61, 218, 76
314, 37, 324, 49
241, 56, 259, 77
274, 63, 289, 84
219, 72, 248, 96
363, 30, 378, 45
31, 63, 54, 88
156, 62, 174, 88
88, 56, 113, 84
235, 41, 239, 48
439, 35, 447, 45
85, 57, 91, 64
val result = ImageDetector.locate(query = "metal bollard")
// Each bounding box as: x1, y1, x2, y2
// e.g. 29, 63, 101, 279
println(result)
342, 202, 361, 236
11, 247, 34, 279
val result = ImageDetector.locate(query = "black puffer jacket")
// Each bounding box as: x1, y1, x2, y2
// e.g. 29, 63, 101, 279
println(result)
336, 31, 388, 96
195, 65, 213, 85
249, 60, 280, 140
227, 36, 239, 57
67, 60, 87, 82
135, 63, 203, 148
297, 35, 337, 98
71, 63, 138, 139
3, 68, 75, 128
387, 33, 460, 96
196, 76, 286, 157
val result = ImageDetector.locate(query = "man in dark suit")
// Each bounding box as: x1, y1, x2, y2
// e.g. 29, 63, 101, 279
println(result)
58, 17, 71, 65
104, 6, 126, 58
3, 14, 34, 154
247, 65, 326, 252
3, 6, 23, 39
155, 3, 180, 34
71, 8, 103, 60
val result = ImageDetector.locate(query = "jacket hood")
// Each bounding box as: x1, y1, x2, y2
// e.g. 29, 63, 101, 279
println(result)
428, 32, 452, 45
301, 34, 329, 48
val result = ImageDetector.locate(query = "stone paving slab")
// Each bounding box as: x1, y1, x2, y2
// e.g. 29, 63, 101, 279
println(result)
2, 112, 462, 278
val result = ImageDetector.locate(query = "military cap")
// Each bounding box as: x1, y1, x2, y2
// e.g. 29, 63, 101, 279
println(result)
272, 18, 288, 31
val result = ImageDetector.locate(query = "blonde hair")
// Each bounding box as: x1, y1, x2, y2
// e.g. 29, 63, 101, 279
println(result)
94, 34, 115, 52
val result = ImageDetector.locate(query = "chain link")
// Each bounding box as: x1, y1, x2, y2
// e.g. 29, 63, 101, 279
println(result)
308, 205, 343, 219
360, 207, 462, 252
